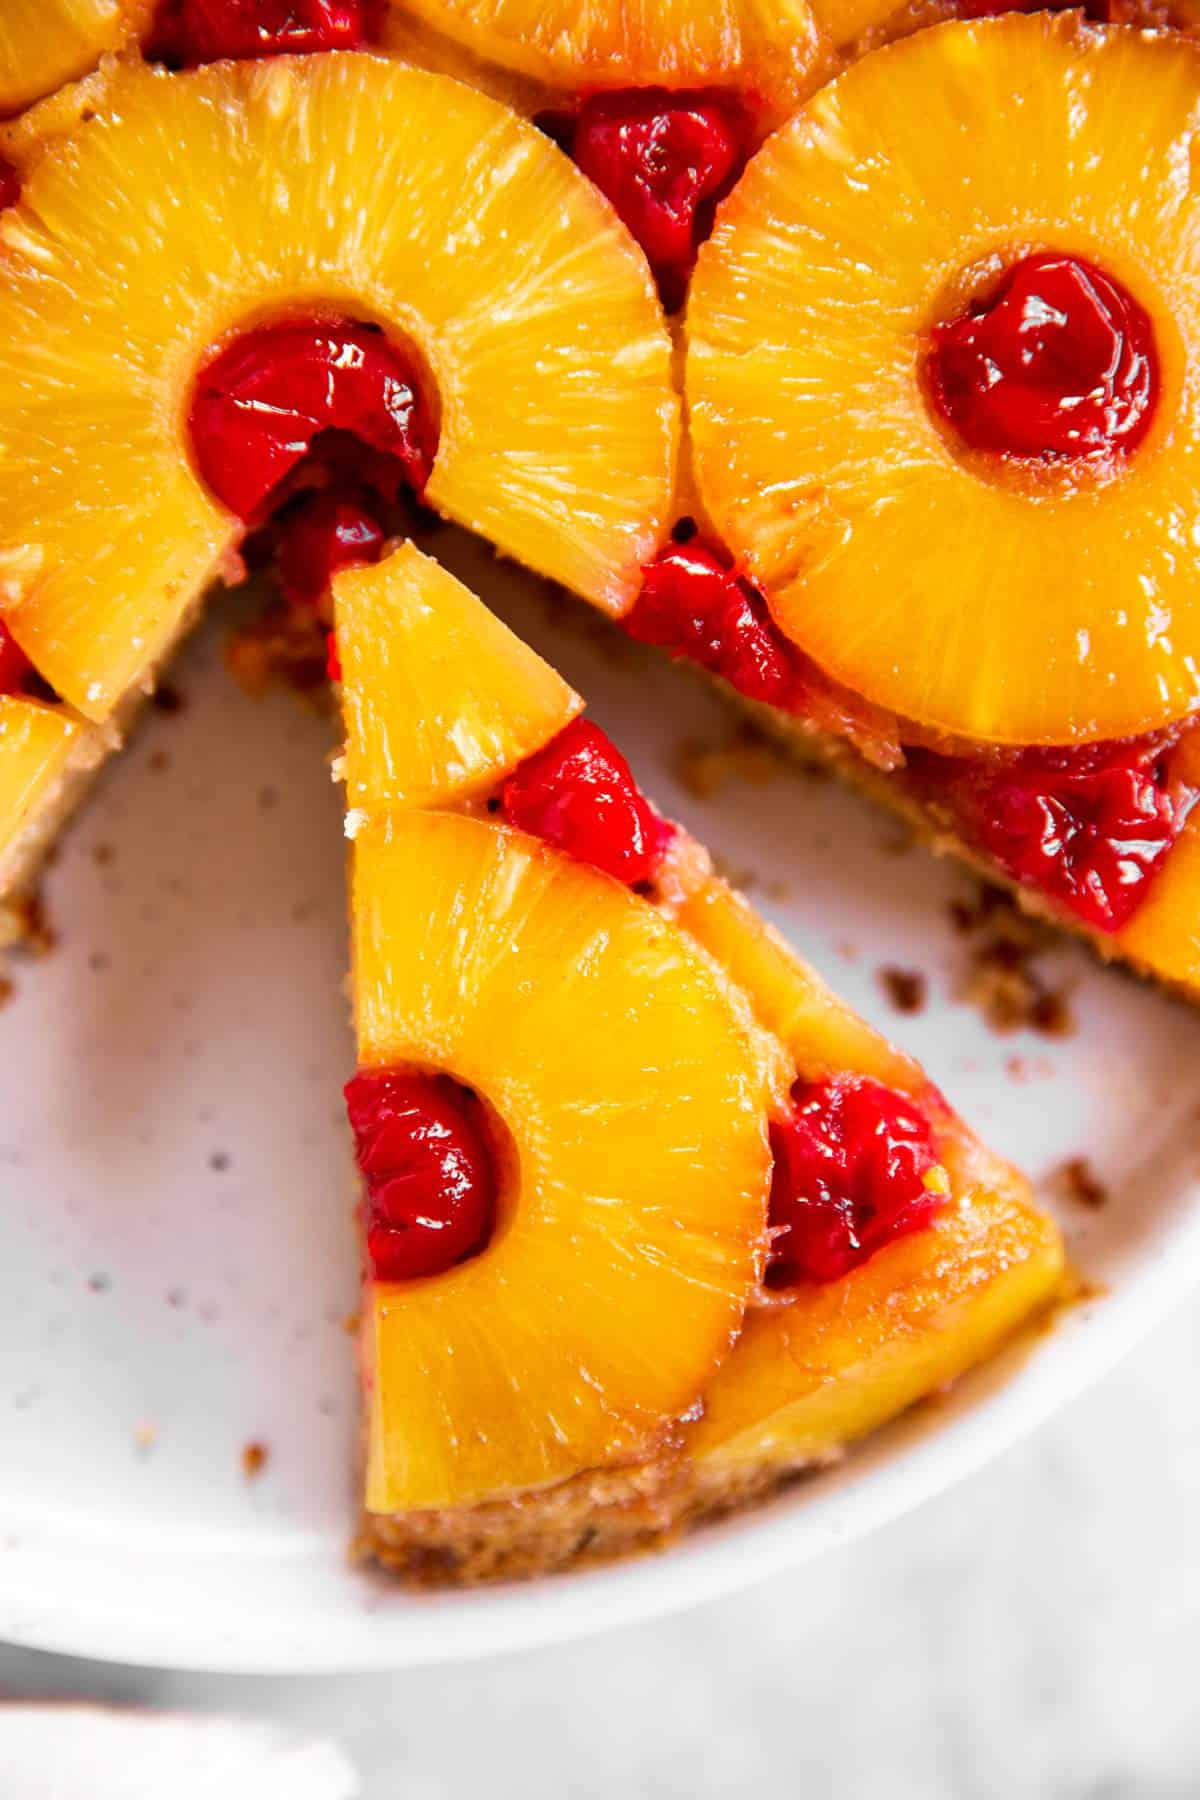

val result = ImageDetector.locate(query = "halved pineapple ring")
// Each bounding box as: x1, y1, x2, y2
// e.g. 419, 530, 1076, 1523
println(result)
393, 0, 824, 106
0, 0, 137, 117
354, 808, 776, 1510
0, 54, 677, 721
688, 16, 1200, 747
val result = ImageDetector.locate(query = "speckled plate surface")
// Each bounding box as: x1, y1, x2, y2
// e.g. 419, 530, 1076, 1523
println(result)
2, 532, 1199, 1672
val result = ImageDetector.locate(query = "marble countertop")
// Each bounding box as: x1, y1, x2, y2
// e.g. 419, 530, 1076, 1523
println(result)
1, 1290, 1197, 1800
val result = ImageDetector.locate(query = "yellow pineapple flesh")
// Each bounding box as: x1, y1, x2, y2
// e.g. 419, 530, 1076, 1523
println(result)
0, 54, 676, 720
677, 874, 922, 1094
334, 543, 582, 813
354, 809, 777, 1511
805, 0, 903, 47
0, 0, 134, 117
689, 1130, 1064, 1470
394, 0, 825, 110
687, 16, 1200, 747
0, 696, 87, 875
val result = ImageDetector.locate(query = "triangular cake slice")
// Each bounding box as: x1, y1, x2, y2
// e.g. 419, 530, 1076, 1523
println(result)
335, 542, 1064, 1585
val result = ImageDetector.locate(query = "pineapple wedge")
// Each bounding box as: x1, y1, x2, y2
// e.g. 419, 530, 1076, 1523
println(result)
690, 1135, 1063, 1472
0, 0, 135, 116
336, 543, 582, 813
394, 0, 825, 109
336, 544, 1062, 1577
687, 15, 1200, 747
0, 53, 676, 720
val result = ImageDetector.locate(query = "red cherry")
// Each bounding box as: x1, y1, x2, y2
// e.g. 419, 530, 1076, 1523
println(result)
345, 1069, 497, 1281
941, 734, 1196, 934
767, 1075, 943, 1287
627, 539, 800, 711
189, 317, 435, 523
0, 157, 19, 213
146, 0, 371, 66
276, 490, 386, 611
501, 718, 674, 888
927, 252, 1159, 462
0, 621, 31, 696
561, 90, 749, 311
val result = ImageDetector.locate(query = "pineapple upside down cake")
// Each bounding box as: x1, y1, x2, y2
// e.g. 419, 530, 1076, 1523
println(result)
6, 0, 1200, 1578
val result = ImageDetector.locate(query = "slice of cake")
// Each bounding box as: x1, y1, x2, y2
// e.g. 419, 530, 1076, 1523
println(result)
335, 541, 1065, 1583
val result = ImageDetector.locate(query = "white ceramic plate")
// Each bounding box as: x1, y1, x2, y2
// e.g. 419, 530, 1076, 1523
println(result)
3, 532, 1199, 1673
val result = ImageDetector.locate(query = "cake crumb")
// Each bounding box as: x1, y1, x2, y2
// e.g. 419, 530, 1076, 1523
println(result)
208, 1150, 231, 1173
241, 1440, 269, 1480
87, 1272, 112, 1294
147, 748, 170, 774
879, 965, 927, 1015
674, 724, 784, 801
709, 853, 757, 893
133, 1421, 158, 1455
1053, 1156, 1109, 1211
151, 683, 185, 714
951, 882, 1074, 1038
8, 893, 57, 958
92, 842, 115, 867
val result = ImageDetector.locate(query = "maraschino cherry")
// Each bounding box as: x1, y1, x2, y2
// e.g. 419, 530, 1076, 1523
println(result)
190, 318, 434, 524
502, 718, 674, 888
927, 251, 1158, 462
147, 0, 371, 66
275, 490, 387, 612
767, 1075, 944, 1287
552, 91, 750, 311
940, 733, 1196, 934
628, 537, 800, 711
345, 1069, 497, 1281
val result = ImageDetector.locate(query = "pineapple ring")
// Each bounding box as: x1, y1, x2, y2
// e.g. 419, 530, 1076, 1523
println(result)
353, 808, 776, 1510
0, 0, 138, 117
393, 0, 825, 111
688, 16, 1200, 747
0, 54, 676, 721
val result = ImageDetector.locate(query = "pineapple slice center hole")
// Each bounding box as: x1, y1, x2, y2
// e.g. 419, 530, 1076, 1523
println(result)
346, 1064, 519, 1283
922, 248, 1160, 480
188, 311, 442, 673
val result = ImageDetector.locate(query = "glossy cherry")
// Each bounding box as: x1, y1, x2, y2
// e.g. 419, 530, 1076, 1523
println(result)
927, 252, 1159, 462
558, 90, 749, 311
766, 1075, 943, 1287
501, 718, 674, 888
0, 621, 31, 696
0, 157, 19, 213
345, 1068, 497, 1281
627, 539, 800, 711
189, 318, 435, 524
147, 0, 371, 66
951, 735, 1195, 934
275, 490, 386, 612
